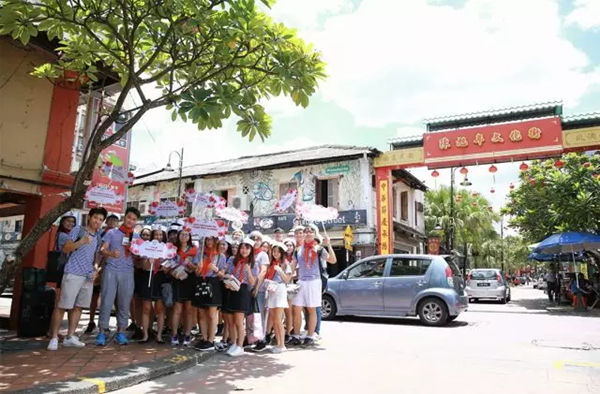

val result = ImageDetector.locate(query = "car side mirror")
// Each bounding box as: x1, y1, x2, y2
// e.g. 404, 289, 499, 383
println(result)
342, 271, 349, 280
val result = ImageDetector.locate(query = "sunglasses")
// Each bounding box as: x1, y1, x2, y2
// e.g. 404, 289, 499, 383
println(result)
250, 236, 261, 241
303, 229, 315, 234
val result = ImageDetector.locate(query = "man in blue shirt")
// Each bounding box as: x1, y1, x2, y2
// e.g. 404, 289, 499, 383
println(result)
96, 207, 141, 346
47, 207, 107, 351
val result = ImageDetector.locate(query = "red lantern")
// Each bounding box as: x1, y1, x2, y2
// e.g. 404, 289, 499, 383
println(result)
529, 178, 536, 185
584, 162, 591, 168
471, 192, 479, 197
554, 159, 564, 168
509, 183, 515, 190
490, 187, 495, 193
488, 165, 497, 173
519, 162, 529, 171
459, 167, 468, 175
431, 170, 439, 177
487, 206, 493, 211
472, 202, 478, 207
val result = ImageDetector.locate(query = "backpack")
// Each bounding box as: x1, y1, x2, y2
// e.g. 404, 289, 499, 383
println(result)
46, 227, 102, 283
294, 246, 328, 293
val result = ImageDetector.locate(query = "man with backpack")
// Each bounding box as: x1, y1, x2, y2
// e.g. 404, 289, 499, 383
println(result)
289, 224, 336, 347
47, 207, 107, 351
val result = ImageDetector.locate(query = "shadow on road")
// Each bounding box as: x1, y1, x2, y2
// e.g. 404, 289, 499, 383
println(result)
133, 353, 294, 393
331, 315, 468, 328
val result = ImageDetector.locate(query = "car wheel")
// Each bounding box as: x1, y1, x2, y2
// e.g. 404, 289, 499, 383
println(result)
321, 295, 337, 320
418, 297, 448, 327
500, 296, 507, 304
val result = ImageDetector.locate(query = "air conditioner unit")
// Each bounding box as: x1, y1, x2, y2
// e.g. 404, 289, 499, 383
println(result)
232, 195, 249, 211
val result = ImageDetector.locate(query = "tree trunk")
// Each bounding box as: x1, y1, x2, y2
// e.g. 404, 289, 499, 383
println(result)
0, 99, 150, 294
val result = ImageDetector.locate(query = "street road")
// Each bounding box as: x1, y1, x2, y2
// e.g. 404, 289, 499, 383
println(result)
116, 287, 600, 394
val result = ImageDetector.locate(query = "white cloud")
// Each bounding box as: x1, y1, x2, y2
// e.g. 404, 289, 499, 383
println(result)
566, 0, 600, 30
290, 0, 600, 127
268, 0, 354, 31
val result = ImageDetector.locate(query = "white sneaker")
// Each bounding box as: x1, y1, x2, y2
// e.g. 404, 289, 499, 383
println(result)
63, 335, 86, 348
270, 346, 286, 354
313, 334, 321, 342
226, 344, 238, 356
231, 345, 245, 357
47, 338, 59, 351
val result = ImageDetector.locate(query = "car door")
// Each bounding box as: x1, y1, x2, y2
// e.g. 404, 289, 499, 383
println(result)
384, 257, 432, 313
338, 257, 388, 314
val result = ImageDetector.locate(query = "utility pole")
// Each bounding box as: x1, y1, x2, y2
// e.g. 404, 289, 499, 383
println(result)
500, 214, 505, 273
448, 167, 455, 252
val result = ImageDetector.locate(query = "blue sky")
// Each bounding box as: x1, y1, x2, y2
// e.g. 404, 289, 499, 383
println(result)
129, 0, 600, 220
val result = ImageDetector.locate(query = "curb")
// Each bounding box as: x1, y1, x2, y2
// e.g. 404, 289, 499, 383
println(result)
15, 348, 214, 393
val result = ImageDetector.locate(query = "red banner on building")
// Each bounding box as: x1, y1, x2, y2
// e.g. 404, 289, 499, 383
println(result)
423, 117, 563, 168
85, 122, 131, 213
427, 237, 440, 255
376, 168, 392, 255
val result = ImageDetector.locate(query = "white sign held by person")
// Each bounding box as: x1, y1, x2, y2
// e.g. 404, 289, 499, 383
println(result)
130, 239, 178, 259
299, 204, 339, 222
183, 217, 221, 237
215, 206, 249, 223
274, 189, 297, 213
85, 185, 125, 205
148, 200, 186, 217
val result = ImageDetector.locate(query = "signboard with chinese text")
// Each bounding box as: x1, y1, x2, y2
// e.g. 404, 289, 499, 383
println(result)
423, 117, 563, 168
562, 126, 600, 151
374, 147, 424, 168
427, 237, 440, 255
376, 169, 392, 255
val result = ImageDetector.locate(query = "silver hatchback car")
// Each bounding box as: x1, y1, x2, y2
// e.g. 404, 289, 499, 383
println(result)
465, 268, 511, 303
322, 254, 468, 326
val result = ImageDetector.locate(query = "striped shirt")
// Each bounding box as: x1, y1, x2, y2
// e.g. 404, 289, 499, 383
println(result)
64, 226, 99, 277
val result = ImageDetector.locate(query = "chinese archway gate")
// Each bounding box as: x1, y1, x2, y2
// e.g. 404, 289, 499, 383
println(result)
374, 101, 600, 255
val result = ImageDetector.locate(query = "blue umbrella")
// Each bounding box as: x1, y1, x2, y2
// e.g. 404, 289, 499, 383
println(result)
533, 232, 600, 255
527, 252, 585, 262
533, 232, 600, 287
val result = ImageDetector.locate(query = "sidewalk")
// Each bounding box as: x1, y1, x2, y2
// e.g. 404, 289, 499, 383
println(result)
0, 330, 214, 393
0, 297, 214, 393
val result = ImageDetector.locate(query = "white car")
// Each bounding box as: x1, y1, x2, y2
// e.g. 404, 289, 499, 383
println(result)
466, 268, 511, 303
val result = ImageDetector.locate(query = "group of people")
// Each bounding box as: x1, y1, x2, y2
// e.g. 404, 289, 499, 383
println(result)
47, 207, 337, 356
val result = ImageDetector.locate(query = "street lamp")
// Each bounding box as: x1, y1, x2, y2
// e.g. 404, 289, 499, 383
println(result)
166, 148, 184, 197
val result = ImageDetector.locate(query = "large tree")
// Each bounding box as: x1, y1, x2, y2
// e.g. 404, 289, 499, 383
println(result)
503, 152, 600, 242
0, 0, 325, 291
425, 186, 499, 261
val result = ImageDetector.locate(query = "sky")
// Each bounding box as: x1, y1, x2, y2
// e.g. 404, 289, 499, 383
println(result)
128, 0, 600, 228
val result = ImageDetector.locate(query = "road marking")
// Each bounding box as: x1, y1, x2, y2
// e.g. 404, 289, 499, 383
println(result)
554, 361, 600, 370
167, 355, 189, 363
79, 377, 106, 393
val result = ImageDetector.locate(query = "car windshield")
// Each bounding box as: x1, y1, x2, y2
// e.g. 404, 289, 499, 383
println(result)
470, 270, 497, 280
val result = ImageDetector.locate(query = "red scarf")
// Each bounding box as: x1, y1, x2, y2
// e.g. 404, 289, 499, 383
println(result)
201, 249, 218, 278
266, 259, 281, 280
178, 245, 198, 266
119, 225, 134, 257
303, 241, 318, 269
234, 257, 248, 282
254, 247, 262, 256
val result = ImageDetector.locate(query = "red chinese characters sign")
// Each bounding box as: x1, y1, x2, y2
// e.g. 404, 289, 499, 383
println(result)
376, 168, 392, 255
85, 123, 132, 213
423, 117, 563, 168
